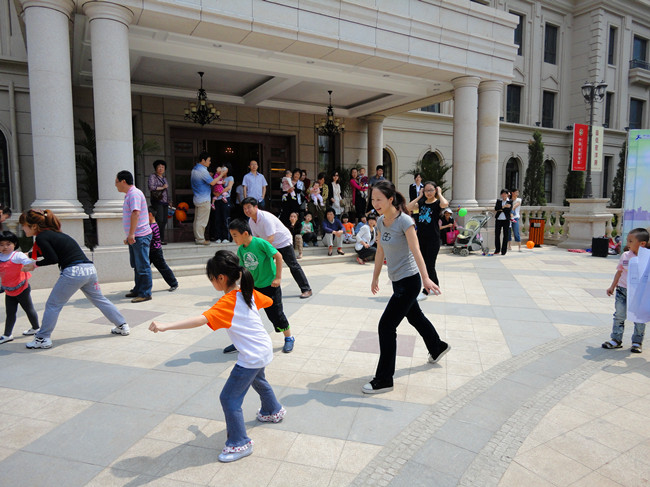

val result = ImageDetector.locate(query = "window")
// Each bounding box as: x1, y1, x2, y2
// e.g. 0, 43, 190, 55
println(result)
544, 160, 553, 203
544, 24, 558, 64
632, 36, 648, 69
317, 135, 334, 175
608, 26, 617, 65
422, 151, 441, 168
630, 98, 644, 129
542, 91, 555, 128
0, 132, 9, 207
506, 85, 522, 123
506, 158, 519, 190
604, 92, 613, 128
421, 104, 440, 113
511, 12, 524, 56
382, 149, 393, 182
603, 155, 613, 198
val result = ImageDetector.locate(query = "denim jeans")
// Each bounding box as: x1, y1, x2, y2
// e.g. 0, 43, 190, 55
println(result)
375, 273, 444, 383
611, 286, 646, 344
510, 217, 521, 242
37, 264, 126, 339
220, 364, 282, 448
129, 234, 152, 297
277, 245, 311, 293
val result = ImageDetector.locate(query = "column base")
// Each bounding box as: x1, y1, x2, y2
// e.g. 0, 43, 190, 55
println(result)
477, 199, 497, 208
557, 199, 613, 250
29, 199, 87, 243
450, 199, 479, 208
93, 212, 126, 246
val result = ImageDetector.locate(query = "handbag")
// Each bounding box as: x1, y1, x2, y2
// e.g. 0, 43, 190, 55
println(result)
446, 225, 459, 245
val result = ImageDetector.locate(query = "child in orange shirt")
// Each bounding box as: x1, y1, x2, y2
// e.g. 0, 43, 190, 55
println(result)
149, 250, 285, 463
341, 213, 356, 244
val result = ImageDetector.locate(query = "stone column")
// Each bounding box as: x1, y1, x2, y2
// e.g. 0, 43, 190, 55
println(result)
83, 1, 135, 245
476, 80, 503, 206
451, 76, 480, 208
19, 0, 86, 242
366, 115, 385, 173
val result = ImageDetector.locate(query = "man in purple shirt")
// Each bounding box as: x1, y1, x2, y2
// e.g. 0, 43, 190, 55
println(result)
116, 170, 152, 303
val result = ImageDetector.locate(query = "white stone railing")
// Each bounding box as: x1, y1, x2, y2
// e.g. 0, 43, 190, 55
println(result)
519, 205, 623, 243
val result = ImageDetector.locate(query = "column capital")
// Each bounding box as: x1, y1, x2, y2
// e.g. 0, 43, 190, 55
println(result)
478, 80, 504, 94
365, 114, 386, 124
82, 1, 134, 26
451, 76, 481, 90
19, 0, 75, 18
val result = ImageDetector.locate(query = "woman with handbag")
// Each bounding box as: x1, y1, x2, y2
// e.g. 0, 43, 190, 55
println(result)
406, 181, 448, 301
148, 160, 170, 245
440, 208, 457, 245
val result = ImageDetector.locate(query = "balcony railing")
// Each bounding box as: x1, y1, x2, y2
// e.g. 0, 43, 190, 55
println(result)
630, 59, 650, 70
519, 206, 623, 242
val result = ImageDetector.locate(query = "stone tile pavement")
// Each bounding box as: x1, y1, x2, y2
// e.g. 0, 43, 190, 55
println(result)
0, 245, 648, 486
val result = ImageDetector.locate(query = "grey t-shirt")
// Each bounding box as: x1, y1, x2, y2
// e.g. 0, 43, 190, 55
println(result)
377, 212, 419, 282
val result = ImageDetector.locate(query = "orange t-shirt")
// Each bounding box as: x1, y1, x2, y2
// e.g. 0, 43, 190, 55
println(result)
343, 222, 355, 235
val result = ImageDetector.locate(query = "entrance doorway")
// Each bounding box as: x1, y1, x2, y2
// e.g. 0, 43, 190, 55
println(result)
169, 128, 294, 241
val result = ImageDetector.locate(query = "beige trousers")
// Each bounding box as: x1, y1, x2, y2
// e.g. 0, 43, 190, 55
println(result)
193, 201, 211, 242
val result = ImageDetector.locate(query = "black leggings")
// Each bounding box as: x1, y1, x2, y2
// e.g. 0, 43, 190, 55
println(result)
374, 273, 444, 383
4, 285, 39, 336
418, 234, 440, 286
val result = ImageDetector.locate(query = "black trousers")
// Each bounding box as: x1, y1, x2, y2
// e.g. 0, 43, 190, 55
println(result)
210, 199, 231, 241
277, 245, 311, 293
149, 248, 178, 288
152, 201, 168, 242
356, 246, 377, 261
302, 232, 318, 245
495, 219, 510, 255
256, 284, 290, 332
5, 285, 39, 336
419, 234, 440, 286
375, 273, 444, 383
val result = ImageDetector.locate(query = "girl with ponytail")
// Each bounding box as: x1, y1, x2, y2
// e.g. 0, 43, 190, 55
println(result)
361, 181, 450, 394
149, 250, 285, 463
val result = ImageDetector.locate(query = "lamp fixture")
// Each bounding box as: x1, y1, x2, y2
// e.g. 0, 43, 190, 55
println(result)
315, 90, 345, 136
580, 80, 608, 199
184, 72, 221, 126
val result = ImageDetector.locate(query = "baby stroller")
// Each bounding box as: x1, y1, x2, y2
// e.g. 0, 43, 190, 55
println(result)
452, 212, 492, 257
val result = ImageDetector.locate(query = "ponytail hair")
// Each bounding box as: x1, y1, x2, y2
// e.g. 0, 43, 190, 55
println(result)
18, 209, 61, 233
206, 250, 254, 308
372, 181, 409, 215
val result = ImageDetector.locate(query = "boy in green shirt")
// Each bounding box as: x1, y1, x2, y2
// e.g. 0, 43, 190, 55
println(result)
225, 219, 295, 353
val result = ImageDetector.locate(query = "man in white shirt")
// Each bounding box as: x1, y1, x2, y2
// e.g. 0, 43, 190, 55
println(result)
242, 197, 312, 298
242, 160, 268, 209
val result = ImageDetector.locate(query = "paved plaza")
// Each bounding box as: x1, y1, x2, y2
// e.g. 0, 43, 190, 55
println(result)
0, 245, 649, 486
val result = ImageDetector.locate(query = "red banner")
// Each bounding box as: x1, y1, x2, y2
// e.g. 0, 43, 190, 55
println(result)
572, 123, 588, 171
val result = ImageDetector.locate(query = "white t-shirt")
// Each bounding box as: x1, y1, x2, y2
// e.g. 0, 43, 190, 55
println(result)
512, 197, 522, 219
249, 210, 293, 249
0, 251, 33, 265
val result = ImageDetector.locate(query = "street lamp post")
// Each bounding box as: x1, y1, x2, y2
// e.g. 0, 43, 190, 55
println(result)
581, 81, 607, 198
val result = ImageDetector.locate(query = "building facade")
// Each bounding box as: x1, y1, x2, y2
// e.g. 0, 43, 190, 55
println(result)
0, 0, 647, 262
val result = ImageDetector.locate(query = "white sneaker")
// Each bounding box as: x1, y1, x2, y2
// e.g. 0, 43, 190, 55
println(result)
26, 337, 52, 349
416, 292, 428, 302
0, 335, 14, 344
111, 323, 130, 336
22, 328, 38, 336
215, 239, 222, 244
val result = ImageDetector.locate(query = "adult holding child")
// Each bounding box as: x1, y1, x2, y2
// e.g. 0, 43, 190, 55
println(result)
19, 209, 130, 349
148, 160, 170, 245
362, 181, 450, 394
191, 151, 221, 245
349, 168, 367, 221
406, 181, 448, 301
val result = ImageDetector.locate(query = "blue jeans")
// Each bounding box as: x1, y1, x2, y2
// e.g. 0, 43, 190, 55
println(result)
611, 286, 646, 344
129, 234, 152, 297
38, 264, 126, 339
510, 217, 520, 242
220, 364, 282, 448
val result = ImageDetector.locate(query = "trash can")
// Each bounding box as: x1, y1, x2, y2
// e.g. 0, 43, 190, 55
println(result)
591, 237, 609, 257
528, 218, 545, 247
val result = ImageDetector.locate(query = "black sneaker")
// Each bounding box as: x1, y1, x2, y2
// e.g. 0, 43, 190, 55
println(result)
428, 342, 451, 364
223, 344, 238, 354
168, 285, 178, 292
125, 291, 138, 298
361, 378, 393, 394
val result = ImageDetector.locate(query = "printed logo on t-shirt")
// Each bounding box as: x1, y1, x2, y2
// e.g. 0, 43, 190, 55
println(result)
242, 251, 259, 271
419, 206, 432, 224
382, 231, 391, 242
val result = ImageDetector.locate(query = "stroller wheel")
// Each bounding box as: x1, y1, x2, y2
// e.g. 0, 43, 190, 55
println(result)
452, 247, 459, 254
459, 248, 469, 257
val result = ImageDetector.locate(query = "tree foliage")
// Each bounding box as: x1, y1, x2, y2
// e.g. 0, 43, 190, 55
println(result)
563, 149, 585, 205
401, 155, 452, 196
523, 130, 546, 206
610, 140, 626, 208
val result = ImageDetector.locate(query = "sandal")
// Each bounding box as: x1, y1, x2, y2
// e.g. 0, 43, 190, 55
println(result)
328, 246, 333, 256
356, 256, 365, 265
337, 248, 345, 255
601, 339, 622, 349
631, 343, 643, 353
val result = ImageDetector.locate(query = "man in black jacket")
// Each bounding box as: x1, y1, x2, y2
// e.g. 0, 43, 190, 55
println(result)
494, 189, 512, 255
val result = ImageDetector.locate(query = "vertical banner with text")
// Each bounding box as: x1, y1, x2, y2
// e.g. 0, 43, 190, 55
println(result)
572, 123, 588, 171
591, 126, 603, 172
623, 129, 650, 239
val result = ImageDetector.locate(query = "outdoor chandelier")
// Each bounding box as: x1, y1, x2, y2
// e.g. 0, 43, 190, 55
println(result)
184, 72, 221, 126
315, 90, 345, 136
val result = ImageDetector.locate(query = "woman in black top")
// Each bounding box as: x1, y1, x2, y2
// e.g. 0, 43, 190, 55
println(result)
406, 181, 448, 300
440, 208, 455, 245
19, 209, 129, 349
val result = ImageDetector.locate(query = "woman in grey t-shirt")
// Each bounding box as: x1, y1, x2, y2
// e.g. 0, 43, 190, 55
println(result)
362, 181, 451, 394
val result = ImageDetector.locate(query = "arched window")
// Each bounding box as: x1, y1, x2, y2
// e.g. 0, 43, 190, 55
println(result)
422, 151, 441, 168
505, 157, 520, 191
0, 131, 10, 207
544, 160, 554, 203
382, 148, 393, 181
